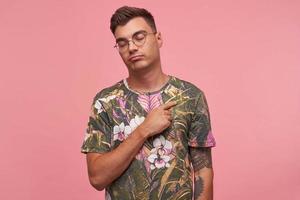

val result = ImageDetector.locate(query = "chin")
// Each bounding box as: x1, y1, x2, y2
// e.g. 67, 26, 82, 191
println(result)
129, 61, 149, 71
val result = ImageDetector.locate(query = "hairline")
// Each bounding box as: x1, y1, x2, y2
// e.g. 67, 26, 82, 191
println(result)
112, 15, 157, 35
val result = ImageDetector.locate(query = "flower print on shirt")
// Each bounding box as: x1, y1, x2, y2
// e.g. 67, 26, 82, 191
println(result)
113, 115, 145, 142
124, 115, 145, 135
81, 76, 216, 200
147, 135, 174, 170
113, 122, 126, 141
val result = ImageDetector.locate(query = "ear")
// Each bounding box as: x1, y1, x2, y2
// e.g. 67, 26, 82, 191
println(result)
156, 32, 163, 48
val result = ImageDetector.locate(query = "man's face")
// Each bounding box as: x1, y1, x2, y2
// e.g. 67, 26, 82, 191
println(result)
114, 17, 162, 72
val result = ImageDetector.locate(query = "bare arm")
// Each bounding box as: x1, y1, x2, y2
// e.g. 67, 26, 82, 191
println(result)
87, 127, 147, 191
190, 147, 214, 200
86, 101, 177, 191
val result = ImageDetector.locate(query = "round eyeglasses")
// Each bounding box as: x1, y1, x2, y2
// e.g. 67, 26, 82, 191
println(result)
114, 31, 156, 52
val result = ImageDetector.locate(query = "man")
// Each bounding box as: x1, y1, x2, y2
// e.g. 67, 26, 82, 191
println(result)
81, 6, 216, 200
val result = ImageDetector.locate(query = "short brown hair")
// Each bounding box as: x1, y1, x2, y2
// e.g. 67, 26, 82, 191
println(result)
110, 6, 157, 34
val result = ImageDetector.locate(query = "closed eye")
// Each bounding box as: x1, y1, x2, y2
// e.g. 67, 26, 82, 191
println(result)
134, 32, 146, 41
116, 40, 128, 47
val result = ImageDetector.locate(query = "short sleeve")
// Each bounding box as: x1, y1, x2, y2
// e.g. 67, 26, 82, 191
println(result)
81, 98, 112, 154
188, 91, 216, 148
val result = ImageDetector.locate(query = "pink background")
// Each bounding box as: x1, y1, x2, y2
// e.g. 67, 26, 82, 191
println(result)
1, 0, 299, 199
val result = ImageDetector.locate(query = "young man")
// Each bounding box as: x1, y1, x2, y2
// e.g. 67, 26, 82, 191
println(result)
81, 6, 216, 200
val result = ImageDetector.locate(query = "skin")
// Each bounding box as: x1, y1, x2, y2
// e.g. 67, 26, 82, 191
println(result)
86, 17, 176, 191
86, 17, 214, 199
190, 148, 214, 200
87, 102, 176, 191
114, 17, 169, 93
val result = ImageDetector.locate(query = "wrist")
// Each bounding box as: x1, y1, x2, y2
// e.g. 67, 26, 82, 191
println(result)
136, 124, 152, 140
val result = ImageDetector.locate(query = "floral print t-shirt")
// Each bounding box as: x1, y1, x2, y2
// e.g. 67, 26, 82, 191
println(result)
81, 76, 216, 200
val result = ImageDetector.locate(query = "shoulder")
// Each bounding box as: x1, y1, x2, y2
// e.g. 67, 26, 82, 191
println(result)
169, 76, 205, 98
91, 80, 125, 105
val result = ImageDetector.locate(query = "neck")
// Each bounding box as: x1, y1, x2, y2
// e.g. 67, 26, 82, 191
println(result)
126, 65, 169, 93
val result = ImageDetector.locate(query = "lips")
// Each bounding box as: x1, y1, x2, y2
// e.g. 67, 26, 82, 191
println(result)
128, 55, 144, 62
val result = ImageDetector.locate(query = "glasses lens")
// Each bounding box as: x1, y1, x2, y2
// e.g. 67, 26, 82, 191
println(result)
115, 32, 150, 52
133, 32, 146, 46
116, 40, 127, 50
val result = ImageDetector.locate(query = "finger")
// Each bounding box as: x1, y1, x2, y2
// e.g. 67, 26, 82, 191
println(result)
165, 113, 171, 117
164, 111, 172, 119
166, 115, 173, 122
162, 101, 177, 110
164, 110, 171, 115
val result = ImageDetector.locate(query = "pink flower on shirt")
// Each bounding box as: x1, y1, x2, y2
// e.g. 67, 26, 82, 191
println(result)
147, 135, 173, 170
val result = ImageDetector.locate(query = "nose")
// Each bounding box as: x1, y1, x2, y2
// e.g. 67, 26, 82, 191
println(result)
128, 40, 138, 53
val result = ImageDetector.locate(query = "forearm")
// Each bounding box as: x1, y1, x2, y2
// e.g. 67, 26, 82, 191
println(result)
194, 169, 214, 200
190, 147, 214, 200
88, 126, 147, 190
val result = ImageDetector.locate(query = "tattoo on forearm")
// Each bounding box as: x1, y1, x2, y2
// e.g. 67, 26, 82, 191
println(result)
190, 148, 212, 171
194, 176, 204, 199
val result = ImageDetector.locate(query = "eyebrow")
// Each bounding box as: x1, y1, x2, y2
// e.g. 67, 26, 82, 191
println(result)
115, 30, 146, 43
